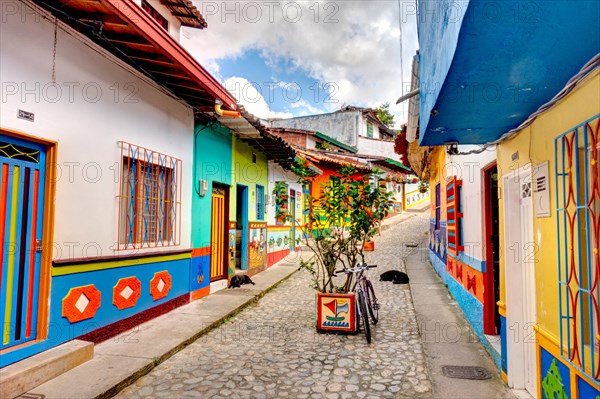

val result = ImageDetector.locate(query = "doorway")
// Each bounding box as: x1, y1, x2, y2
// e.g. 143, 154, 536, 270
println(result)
210, 184, 229, 281
483, 164, 500, 335
236, 184, 249, 270
503, 164, 537, 397
0, 133, 47, 350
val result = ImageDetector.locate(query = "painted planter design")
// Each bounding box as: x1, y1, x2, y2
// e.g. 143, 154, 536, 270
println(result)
113, 277, 141, 310
316, 292, 356, 333
62, 285, 101, 323
363, 241, 375, 251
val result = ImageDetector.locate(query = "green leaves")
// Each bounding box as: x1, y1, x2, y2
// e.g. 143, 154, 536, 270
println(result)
295, 165, 394, 293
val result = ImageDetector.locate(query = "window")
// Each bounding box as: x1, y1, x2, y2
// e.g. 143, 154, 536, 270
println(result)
446, 176, 463, 256
256, 184, 264, 221
435, 183, 441, 230
141, 0, 169, 31
118, 142, 181, 249
555, 115, 600, 381
367, 122, 374, 138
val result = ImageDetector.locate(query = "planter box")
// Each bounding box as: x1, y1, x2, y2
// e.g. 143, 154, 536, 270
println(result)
363, 241, 375, 251
316, 292, 357, 333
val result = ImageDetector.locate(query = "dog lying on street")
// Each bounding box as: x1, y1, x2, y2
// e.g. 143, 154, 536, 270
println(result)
229, 274, 255, 288
380, 270, 410, 284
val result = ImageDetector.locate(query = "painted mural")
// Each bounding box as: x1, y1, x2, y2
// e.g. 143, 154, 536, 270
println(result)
316, 293, 356, 333
248, 222, 267, 276
228, 222, 236, 278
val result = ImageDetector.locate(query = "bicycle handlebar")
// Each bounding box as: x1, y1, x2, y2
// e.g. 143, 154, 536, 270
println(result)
336, 264, 377, 274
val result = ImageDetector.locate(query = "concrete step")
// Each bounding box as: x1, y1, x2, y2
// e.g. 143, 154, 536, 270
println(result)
1, 340, 93, 399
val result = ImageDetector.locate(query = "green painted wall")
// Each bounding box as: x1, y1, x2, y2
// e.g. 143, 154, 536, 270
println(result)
231, 137, 268, 222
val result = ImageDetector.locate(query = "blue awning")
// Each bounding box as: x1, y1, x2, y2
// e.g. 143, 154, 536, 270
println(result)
418, 0, 600, 145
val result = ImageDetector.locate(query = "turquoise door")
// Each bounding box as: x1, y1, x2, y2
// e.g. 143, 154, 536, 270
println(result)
0, 134, 46, 349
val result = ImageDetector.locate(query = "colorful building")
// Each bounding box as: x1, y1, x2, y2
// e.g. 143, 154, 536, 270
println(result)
266, 161, 305, 267
414, 0, 600, 397
0, 0, 237, 371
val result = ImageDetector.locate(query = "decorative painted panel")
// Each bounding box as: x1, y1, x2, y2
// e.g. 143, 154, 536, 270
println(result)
228, 222, 236, 277
112, 277, 141, 310
555, 114, 600, 381
429, 219, 447, 263
540, 348, 571, 399
316, 293, 356, 332
248, 223, 267, 275
62, 285, 101, 323
150, 271, 172, 301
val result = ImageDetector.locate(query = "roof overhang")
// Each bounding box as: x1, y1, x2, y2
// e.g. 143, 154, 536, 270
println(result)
35, 0, 237, 112
418, 0, 600, 145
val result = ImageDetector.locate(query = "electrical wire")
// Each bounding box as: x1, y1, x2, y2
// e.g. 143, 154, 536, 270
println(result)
27, 0, 193, 111
450, 52, 600, 156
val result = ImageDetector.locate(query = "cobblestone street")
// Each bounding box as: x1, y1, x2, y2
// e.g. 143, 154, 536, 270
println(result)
117, 213, 432, 399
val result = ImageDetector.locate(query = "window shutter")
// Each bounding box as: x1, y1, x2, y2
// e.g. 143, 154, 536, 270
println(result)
446, 176, 463, 255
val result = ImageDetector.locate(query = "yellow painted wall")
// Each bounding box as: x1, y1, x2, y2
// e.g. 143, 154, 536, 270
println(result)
428, 147, 448, 219
231, 136, 269, 222
496, 68, 600, 337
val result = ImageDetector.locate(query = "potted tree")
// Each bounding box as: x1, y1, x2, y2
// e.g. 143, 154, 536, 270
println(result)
279, 164, 393, 333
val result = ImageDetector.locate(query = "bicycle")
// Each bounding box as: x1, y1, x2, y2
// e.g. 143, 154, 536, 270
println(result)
338, 263, 379, 343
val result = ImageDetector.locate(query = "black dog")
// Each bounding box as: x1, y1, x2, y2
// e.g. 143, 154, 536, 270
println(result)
380, 270, 410, 284
229, 274, 255, 288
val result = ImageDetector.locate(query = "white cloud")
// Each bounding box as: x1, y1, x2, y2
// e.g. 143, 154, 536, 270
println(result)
184, 1, 419, 125
223, 76, 293, 119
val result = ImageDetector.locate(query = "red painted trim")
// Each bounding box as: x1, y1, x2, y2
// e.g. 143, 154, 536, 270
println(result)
0, 164, 8, 288
103, 0, 237, 110
192, 247, 210, 257
190, 286, 210, 301
267, 248, 290, 267
78, 293, 189, 344
25, 170, 39, 338
482, 162, 497, 335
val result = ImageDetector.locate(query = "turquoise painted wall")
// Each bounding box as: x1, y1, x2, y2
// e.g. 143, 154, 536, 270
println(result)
191, 123, 233, 248
231, 137, 268, 222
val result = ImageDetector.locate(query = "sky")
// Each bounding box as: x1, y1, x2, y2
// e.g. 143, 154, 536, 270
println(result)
183, 1, 418, 126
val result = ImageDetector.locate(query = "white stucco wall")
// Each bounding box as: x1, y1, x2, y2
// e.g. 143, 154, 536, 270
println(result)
270, 111, 360, 148
1, 2, 194, 260
447, 146, 497, 262
357, 137, 398, 159
266, 162, 303, 226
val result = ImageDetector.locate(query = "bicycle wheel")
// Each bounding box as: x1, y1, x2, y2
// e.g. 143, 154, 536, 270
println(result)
357, 290, 371, 344
365, 280, 379, 324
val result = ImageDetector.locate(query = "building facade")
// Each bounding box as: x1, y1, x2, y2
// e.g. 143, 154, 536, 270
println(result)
0, 0, 237, 368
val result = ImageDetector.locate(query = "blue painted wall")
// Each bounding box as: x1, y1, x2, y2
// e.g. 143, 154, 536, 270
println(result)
418, 0, 469, 143
429, 250, 447, 284
48, 259, 190, 346
500, 314, 507, 374
540, 348, 571, 399
419, 0, 600, 145
190, 255, 210, 293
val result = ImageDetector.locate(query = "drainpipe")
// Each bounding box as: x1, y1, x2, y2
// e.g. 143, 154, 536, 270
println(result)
215, 100, 241, 118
